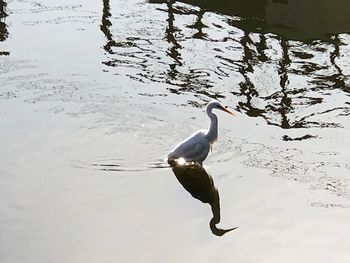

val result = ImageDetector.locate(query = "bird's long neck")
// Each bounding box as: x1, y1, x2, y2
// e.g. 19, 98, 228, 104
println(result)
205, 108, 218, 144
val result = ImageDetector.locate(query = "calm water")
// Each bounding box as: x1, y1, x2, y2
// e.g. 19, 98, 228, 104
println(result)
1, 0, 350, 262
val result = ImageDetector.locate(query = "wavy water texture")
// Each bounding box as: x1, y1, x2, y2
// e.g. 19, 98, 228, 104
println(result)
1, 1, 350, 262
101, 0, 350, 130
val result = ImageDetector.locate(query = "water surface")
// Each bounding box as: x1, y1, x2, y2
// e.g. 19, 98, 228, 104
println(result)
1, 0, 350, 262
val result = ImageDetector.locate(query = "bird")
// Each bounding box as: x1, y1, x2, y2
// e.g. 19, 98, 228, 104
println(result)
167, 100, 234, 166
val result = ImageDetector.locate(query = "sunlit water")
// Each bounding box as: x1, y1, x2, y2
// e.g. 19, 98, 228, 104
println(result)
1, 0, 350, 262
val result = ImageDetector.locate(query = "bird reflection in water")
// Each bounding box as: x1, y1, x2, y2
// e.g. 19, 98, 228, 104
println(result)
171, 163, 237, 236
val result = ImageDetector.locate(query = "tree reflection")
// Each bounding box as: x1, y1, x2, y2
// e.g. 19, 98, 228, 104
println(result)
165, 0, 183, 81
265, 37, 293, 128
100, 0, 114, 54
157, 0, 349, 130
0, 0, 7, 40
158, 1, 227, 97
329, 36, 348, 92
235, 30, 265, 118
313, 35, 349, 94
0, 0, 9, 56
99, 0, 350, 134
188, 8, 207, 39
171, 165, 237, 236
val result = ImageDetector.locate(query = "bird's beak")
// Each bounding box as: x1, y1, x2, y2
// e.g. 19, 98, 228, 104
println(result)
222, 106, 235, 116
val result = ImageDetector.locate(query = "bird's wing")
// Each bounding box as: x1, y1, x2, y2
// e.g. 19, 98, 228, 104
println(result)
169, 131, 210, 161
187, 142, 210, 162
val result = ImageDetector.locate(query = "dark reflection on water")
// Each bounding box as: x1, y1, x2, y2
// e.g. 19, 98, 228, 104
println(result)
100, 0, 350, 137
0, 0, 9, 55
315, 35, 349, 94
165, 1, 182, 86
100, 0, 113, 54
167, 0, 350, 41
171, 165, 237, 236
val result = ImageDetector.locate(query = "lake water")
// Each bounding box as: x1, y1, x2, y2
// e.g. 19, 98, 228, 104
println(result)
1, 0, 350, 262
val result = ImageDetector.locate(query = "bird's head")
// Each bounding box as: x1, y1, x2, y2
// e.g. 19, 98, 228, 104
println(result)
207, 100, 235, 116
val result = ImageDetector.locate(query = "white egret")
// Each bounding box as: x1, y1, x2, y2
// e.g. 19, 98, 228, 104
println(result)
167, 101, 234, 165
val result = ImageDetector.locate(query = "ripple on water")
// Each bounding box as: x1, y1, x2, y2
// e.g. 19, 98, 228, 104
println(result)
221, 139, 350, 201
97, 0, 350, 131
72, 158, 169, 173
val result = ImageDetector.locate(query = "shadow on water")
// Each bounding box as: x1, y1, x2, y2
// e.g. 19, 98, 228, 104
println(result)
171, 165, 237, 236
100, 0, 350, 137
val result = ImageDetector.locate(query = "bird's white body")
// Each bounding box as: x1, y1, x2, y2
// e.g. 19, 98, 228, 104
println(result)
168, 129, 211, 164
167, 101, 234, 165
